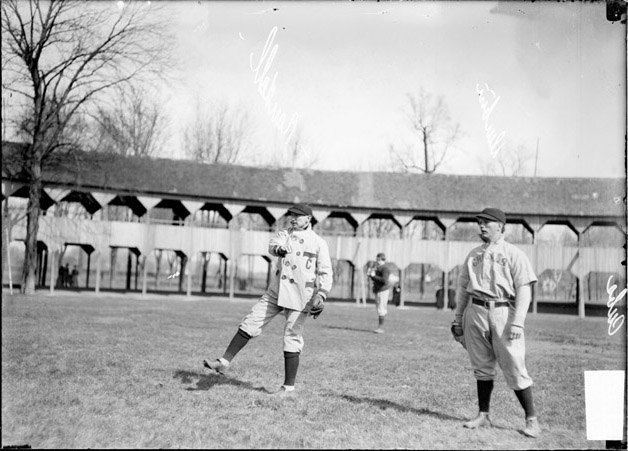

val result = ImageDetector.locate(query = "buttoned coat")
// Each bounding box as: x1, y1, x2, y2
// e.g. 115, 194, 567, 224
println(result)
267, 226, 333, 311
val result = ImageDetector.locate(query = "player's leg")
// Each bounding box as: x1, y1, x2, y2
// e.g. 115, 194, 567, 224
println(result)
374, 290, 389, 333
492, 306, 540, 437
275, 308, 308, 393
204, 293, 282, 373
462, 304, 497, 428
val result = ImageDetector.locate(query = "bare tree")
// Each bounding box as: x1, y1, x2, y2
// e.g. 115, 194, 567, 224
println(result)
359, 218, 401, 239
390, 88, 461, 174
86, 85, 169, 157
1, 0, 174, 294
273, 124, 319, 169
183, 100, 249, 164
478, 143, 534, 177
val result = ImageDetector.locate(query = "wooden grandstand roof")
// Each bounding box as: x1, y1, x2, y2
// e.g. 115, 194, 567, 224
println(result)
2, 141, 626, 220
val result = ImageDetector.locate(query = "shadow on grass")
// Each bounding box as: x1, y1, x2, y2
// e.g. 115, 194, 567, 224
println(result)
325, 325, 376, 333
332, 393, 509, 430
173, 370, 271, 394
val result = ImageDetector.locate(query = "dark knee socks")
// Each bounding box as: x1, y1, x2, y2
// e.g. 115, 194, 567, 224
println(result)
478, 380, 494, 413
283, 351, 300, 387
223, 328, 251, 362
378, 316, 385, 327
514, 386, 536, 418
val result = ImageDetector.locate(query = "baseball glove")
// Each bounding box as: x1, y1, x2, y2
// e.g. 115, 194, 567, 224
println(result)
309, 294, 325, 319
450, 321, 465, 348
275, 245, 289, 257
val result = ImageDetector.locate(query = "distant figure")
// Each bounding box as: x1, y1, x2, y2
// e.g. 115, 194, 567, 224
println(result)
447, 282, 457, 310
436, 286, 445, 309
71, 266, 79, 288
436, 282, 457, 310
63, 263, 71, 287
367, 252, 399, 334
57, 264, 67, 288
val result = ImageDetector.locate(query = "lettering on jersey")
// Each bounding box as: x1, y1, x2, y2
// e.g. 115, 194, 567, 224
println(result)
606, 275, 626, 336
472, 251, 508, 267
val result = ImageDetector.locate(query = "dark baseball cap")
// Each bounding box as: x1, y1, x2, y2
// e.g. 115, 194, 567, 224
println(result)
376, 252, 386, 260
287, 203, 313, 216
476, 207, 506, 224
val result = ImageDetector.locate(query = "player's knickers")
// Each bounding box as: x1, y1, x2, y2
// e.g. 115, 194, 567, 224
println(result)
376, 289, 390, 316
463, 302, 533, 390
239, 293, 308, 353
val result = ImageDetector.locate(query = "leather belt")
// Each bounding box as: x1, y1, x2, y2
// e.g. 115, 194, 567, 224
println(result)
472, 297, 511, 308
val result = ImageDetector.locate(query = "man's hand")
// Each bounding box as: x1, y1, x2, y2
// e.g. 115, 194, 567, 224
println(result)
309, 294, 325, 319
508, 324, 523, 340
275, 245, 289, 257
450, 321, 465, 348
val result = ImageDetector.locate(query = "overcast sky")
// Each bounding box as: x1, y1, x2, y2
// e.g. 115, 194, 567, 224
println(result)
156, 1, 625, 178
7, 0, 625, 179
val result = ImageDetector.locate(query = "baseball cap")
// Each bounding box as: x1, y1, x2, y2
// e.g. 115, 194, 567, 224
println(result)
476, 207, 506, 224
287, 203, 313, 217
376, 252, 386, 260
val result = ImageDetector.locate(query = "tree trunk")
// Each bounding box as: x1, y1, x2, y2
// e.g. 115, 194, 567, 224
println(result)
110, 247, 118, 288
154, 249, 162, 290
2, 200, 10, 287
21, 163, 42, 295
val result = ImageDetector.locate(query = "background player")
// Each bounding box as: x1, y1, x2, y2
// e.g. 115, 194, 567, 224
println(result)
368, 252, 393, 334
450, 207, 540, 438
203, 203, 333, 395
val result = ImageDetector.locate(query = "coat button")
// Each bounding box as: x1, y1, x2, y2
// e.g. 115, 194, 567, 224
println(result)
290, 279, 295, 283
296, 251, 301, 256
292, 265, 297, 269
299, 239, 304, 244
281, 275, 287, 280
284, 261, 290, 266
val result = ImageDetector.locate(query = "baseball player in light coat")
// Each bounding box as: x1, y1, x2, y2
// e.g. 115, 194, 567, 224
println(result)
451, 207, 541, 438
203, 203, 333, 395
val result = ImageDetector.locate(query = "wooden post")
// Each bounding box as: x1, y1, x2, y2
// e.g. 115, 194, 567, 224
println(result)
142, 255, 148, 296
95, 251, 101, 293
85, 251, 91, 289
48, 248, 55, 294
399, 267, 406, 309
186, 256, 192, 297
229, 257, 236, 300
577, 232, 585, 319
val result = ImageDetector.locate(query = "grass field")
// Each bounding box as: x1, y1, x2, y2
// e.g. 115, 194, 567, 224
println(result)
2, 290, 626, 449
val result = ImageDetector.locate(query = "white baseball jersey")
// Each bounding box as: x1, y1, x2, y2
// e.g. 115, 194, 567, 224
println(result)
267, 226, 333, 311
457, 237, 537, 302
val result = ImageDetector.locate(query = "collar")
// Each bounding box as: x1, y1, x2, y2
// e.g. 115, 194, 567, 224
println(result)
289, 225, 311, 233
485, 236, 506, 246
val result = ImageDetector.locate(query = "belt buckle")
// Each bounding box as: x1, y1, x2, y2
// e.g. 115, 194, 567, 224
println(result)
483, 300, 491, 308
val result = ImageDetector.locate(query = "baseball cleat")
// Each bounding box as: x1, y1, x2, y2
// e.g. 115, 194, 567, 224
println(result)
523, 417, 540, 438
463, 412, 492, 429
203, 358, 229, 374
271, 385, 296, 398
373, 328, 384, 334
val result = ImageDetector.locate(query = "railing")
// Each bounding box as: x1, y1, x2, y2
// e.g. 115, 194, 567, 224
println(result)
6, 216, 625, 315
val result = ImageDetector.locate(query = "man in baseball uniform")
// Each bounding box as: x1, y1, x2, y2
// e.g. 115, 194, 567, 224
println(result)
203, 203, 333, 395
450, 207, 540, 438
368, 252, 392, 333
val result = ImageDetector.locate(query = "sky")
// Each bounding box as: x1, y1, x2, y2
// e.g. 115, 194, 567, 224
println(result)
151, 0, 626, 179
5, 0, 626, 178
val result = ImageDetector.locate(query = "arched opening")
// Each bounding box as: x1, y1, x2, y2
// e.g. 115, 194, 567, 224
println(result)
358, 214, 401, 238
316, 212, 356, 236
